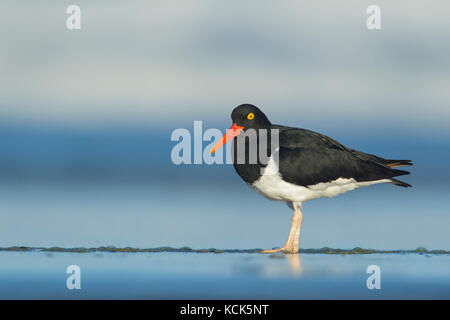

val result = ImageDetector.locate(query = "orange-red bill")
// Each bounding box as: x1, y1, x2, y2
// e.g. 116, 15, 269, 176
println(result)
210, 123, 244, 154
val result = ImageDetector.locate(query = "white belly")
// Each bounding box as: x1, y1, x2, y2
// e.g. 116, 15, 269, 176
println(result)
250, 150, 390, 204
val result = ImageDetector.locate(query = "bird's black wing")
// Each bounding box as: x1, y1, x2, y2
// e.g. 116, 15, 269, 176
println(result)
272, 125, 411, 187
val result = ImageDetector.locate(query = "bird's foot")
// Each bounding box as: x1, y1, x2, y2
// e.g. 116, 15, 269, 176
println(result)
260, 246, 299, 254
260, 247, 284, 254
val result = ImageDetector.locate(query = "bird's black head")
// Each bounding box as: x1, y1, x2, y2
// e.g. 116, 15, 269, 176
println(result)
231, 104, 271, 130
210, 104, 271, 155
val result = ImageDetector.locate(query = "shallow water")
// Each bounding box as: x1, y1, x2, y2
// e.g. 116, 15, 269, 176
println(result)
1, 251, 449, 299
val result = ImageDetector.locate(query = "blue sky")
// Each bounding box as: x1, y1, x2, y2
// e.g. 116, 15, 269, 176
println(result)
1, 1, 450, 132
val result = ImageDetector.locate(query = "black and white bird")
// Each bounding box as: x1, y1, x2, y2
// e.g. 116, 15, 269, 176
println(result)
210, 104, 413, 254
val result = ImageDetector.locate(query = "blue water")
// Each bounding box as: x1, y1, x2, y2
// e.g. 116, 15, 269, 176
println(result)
1, 251, 449, 299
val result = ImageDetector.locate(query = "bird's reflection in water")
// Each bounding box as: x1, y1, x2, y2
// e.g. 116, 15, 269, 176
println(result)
240, 253, 303, 277
233, 253, 303, 277
262, 253, 303, 277
286, 254, 302, 276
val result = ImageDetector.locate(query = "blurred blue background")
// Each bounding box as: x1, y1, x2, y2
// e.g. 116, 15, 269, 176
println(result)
1, 0, 449, 251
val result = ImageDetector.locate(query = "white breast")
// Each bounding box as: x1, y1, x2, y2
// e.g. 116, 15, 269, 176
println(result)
250, 149, 390, 205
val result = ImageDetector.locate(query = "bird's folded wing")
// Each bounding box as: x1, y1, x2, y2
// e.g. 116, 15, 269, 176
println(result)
275, 127, 409, 187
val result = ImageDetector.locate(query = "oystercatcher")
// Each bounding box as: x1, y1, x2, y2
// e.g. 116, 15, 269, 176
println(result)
210, 104, 412, 254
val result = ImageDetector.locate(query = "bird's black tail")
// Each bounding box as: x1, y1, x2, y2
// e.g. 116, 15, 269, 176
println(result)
389, 165, 412, 187
351, 150, 413, 187
383, 159, 413, 168
390, 178, 412, 188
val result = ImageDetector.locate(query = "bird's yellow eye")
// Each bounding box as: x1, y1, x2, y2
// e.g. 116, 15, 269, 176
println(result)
247, 113, 254, 120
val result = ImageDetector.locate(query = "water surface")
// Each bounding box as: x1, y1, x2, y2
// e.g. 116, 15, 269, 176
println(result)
1, 251, 449, 299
